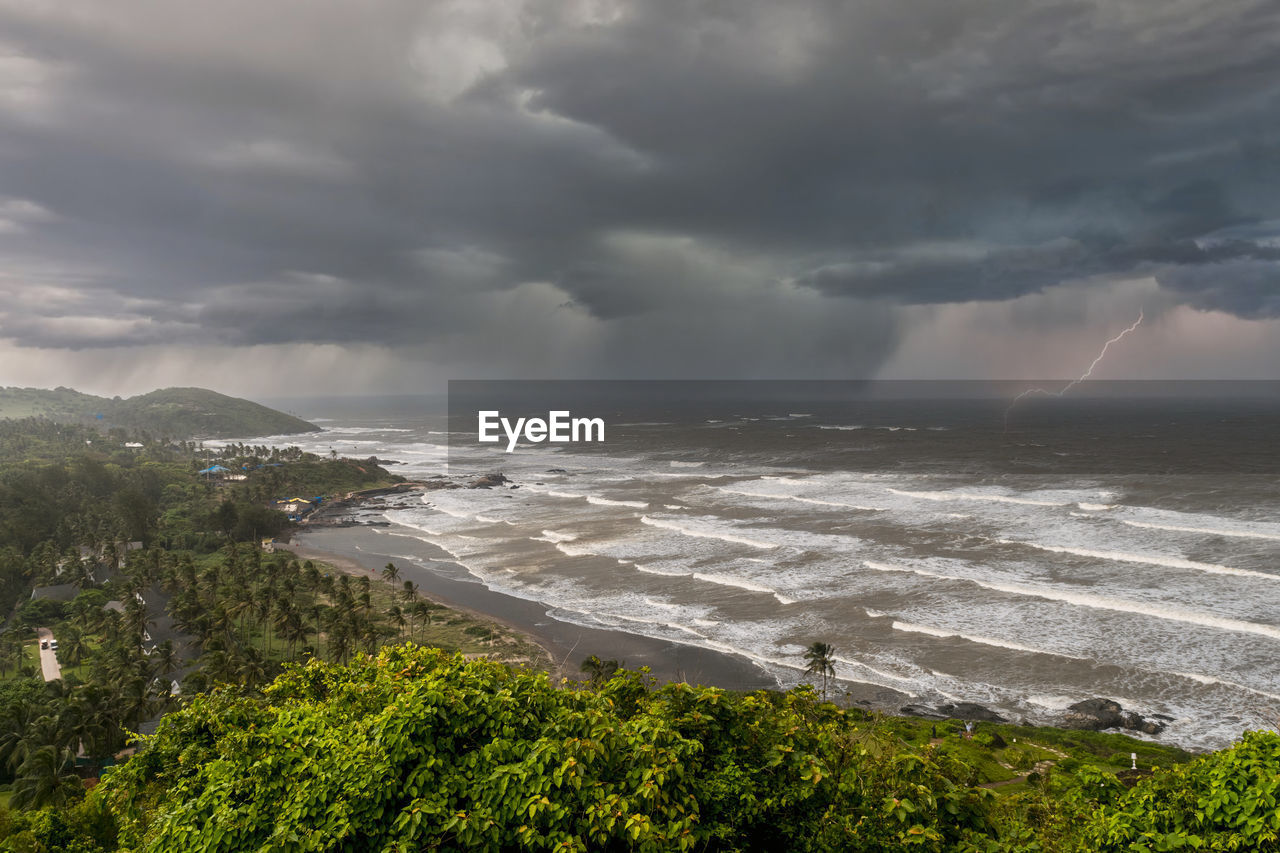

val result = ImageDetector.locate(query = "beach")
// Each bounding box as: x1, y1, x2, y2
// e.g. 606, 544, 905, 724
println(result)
286, 520, 911, 706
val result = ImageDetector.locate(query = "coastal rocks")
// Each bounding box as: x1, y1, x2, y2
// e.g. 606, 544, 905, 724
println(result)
937, 702, 1008, 723
900, 704, 948, 720
900, 702, 1006, 723
469, 472, 510, 489
1062, 698, 1166, 735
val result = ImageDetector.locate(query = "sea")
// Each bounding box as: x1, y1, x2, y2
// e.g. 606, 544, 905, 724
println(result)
234, 382, 1280, 751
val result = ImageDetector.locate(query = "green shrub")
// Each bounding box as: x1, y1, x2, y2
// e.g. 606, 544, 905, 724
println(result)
1086, 730, 1280, 851
98, 646, 1003, 852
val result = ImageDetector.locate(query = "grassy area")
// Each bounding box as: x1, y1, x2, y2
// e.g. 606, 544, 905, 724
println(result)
847, 708, 1194, 792
21, 640, 40, 675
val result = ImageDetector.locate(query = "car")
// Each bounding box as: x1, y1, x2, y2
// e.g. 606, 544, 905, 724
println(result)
49, 640, 58, 651
40, 640, 48, 650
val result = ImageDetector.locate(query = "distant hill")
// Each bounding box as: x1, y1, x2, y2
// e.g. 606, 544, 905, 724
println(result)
0, 386, 320, 439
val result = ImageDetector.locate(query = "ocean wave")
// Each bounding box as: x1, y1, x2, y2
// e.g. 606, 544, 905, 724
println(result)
1122, 519, 1280, 542
426, 505, 472, 520
640, 515, 781, 550
670, 460, 705, 468
633, 563, 689, 577
996, 539, 1279, 582
554, 542, 597, 558
532, 529, 578, 543
889, 488, 1067, 507
691, 572, 794, 604
1171, 672, 1280, 703
594, 611, 708, 638
586, 495, 650, 509
862, 560, 1280, 641
891, 621, 1087, 660
830, 655, 919, 686
716, 486, 884, 512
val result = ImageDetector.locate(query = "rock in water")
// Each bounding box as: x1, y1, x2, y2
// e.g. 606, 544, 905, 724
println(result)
469, 472, 510, 489
1063, 698, 1165, 734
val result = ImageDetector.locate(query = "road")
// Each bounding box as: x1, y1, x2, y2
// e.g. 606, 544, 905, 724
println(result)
36, 627, 61, 682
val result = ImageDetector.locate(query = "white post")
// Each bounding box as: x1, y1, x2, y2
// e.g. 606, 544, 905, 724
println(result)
1130, 752, 1137, 770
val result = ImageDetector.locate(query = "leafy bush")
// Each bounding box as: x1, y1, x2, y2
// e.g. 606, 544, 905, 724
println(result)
1085, 730, 1280, 851
99, 646, 1002, 852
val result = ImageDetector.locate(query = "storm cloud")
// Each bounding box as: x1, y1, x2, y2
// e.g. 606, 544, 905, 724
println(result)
0, 0, 1277, 383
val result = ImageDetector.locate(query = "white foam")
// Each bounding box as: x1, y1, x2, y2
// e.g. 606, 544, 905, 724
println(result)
891, 621, 1087, 660
862, 560, 1280, 641
554, 542, 596, 558
691, 572, 794, 604
1077, 503, 1114, 511
997, 538, 1279, 582
533, 529, 578, 543
633, 563, 689, 577
1171, 672, 1280, 703
545, 489, 585, 500
831, 655, 919, 686
586, 495, 649, 509
427, 505, 472, 520
889, 488, 1066, 507
1027, 694, 1078, 710
716, 486, 883, 512
669, 460, 705, 468
640, 515, 780, 550
1123, 519, 1280, 542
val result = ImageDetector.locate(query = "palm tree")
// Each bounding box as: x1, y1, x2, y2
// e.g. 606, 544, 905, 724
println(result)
0, 633, 22, 677
59, 625, 90, 668
382, 562, 400, 584
400, 580, 418, 606
803, 641, 836, 701
413, 602, 433, 641
10, 745, 81, 810
387, 605, 407, 639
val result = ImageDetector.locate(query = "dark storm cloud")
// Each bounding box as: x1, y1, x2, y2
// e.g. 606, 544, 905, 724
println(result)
0, 0, 1278, 370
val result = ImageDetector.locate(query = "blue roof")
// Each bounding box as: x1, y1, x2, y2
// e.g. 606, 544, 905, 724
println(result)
198, 465, 231, 474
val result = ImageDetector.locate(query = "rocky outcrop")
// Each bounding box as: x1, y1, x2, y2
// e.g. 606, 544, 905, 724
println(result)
900, 704, 948, 720
937, 702, 1007, 723
1062, 698, 1166, 735
469, 472, 510, 489
900, 702, 1006, 722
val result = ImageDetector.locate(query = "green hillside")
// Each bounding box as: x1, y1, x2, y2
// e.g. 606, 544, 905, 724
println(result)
0, 386, 318, 439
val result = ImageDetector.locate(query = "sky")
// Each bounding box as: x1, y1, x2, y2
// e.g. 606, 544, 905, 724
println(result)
1, 0, 1278, 397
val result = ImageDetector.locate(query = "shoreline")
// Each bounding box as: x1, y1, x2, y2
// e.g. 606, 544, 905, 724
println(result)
288, 493, 915, 707
287, 488, 1196, 748
284, 525, 792, 693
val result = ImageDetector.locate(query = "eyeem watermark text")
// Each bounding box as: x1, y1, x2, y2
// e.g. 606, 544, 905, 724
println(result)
478, 410, 605, 452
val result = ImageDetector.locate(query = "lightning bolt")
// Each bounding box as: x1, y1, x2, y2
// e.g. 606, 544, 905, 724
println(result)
1004, 308, 1144, 430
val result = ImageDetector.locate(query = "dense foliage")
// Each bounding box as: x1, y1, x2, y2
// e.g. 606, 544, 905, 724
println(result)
100, 647, 1003, 852
1085, 730, 1280, 851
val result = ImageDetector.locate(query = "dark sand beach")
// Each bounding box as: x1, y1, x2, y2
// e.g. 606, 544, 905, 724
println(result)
286, 522, 912, 707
